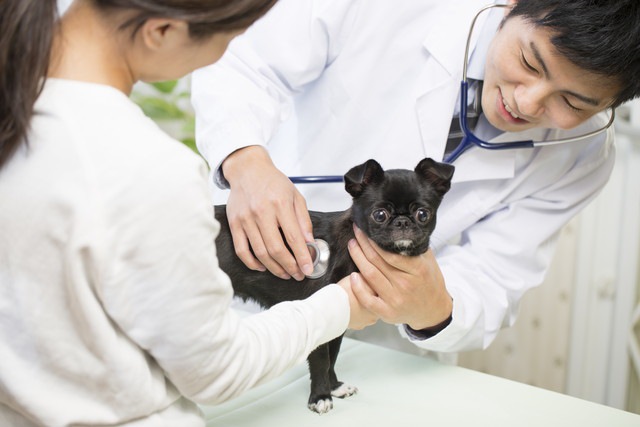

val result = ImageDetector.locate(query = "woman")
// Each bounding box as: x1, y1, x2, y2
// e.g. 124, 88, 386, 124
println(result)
0, 0, 374, 425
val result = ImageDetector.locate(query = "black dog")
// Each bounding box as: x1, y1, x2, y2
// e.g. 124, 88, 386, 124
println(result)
214, 157, 454, 413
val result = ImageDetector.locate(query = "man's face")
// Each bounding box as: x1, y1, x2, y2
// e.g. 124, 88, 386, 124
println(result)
482, 15, 619, 133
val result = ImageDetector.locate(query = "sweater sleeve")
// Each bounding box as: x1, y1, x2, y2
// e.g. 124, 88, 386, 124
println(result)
98, 140, 349, 404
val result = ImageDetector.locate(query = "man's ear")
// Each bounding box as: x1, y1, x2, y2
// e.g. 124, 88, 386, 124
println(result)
139, 18, 189, 51
344, 159, 384, 198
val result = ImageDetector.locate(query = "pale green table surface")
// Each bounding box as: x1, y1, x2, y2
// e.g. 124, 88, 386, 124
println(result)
200, 338, 640, 426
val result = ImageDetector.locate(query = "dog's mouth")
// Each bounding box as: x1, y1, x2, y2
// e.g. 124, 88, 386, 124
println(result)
393, 239, 414, 251
369, 227, 429, 255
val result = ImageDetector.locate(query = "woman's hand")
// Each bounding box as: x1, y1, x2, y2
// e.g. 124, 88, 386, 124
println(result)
337, 274, 378, 330
222, 146, 315, 281
347, 226, 452, 330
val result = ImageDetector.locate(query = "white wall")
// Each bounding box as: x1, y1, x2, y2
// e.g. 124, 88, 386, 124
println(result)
458, 220, 578, 393
459, 100, 640, 414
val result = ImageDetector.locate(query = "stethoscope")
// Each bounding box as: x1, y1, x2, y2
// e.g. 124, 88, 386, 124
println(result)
288, 3, 616, 184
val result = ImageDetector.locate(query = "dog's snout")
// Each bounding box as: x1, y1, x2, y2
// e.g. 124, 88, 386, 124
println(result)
393, 217, 411, 229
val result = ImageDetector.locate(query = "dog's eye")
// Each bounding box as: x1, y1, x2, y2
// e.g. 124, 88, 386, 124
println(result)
415, 208, 431, 223
371, 209, 390, 223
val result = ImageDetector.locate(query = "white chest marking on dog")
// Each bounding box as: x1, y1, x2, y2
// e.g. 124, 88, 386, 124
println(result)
394, 239, 413, 250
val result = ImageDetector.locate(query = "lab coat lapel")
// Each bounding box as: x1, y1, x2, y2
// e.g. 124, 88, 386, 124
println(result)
415, 3, 479, 161
421, 2, 486, 78
416, 1, 519, 183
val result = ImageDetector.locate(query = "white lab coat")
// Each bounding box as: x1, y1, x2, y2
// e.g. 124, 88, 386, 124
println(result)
191, 0, 615, 353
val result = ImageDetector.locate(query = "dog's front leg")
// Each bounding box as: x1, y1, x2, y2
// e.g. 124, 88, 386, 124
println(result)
306, 343, 334, 413
327, 335, 357, 398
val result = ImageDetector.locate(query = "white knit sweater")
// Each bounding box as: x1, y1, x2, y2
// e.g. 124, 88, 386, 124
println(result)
0, 79, 349, 426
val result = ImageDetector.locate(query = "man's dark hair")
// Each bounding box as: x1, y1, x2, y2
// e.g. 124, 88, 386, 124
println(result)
508, 0, 640, 108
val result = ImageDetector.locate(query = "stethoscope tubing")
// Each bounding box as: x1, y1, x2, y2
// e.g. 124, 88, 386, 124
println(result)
289, 175, 344, 184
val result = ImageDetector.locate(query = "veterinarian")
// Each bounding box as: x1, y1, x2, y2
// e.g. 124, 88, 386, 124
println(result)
191, 0, 640, 355
0, 0, 377, 424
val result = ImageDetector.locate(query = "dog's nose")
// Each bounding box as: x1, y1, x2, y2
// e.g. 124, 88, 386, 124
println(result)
393, 217, 411, 229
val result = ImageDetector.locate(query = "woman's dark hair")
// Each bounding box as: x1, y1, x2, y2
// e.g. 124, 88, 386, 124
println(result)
96, 0, 277, 39
508, 0, 640, 108
0, 0, 277, 170
0, 0, 57, 170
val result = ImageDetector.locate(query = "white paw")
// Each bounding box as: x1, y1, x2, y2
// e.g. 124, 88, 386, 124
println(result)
331, 383, 358, 398
308, 398, 333, 414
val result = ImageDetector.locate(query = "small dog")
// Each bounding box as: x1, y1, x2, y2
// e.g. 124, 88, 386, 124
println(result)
214, 157, 454, 413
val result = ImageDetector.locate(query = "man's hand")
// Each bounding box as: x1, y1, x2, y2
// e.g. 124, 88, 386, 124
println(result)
347, 226, 452, 331
222, 146, 315, 280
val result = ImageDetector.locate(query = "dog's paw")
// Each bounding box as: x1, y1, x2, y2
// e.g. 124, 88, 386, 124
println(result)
331, 382, 358, 398
308, 397, 333, 414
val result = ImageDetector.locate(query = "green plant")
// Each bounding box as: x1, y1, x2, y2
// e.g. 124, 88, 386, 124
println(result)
131, 79, 197, 153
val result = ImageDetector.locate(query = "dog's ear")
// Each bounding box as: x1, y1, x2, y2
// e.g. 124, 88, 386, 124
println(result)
344, 159, 385, 197
415, 158, 455, 196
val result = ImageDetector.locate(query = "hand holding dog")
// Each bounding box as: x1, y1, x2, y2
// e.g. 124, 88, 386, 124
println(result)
348, 226, 453, 331
337, 274, 379, 330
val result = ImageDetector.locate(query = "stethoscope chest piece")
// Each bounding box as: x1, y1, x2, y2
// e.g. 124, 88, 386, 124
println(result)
305, 239, 330, 279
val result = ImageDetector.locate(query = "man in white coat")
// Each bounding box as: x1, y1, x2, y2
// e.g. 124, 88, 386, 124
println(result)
191, 0, 640, 354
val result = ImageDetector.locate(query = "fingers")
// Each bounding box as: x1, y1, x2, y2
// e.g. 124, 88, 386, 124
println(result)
254, 214, 301, 280
347, 228, 439, 326
226, 186, 314, 281
250, 195, 312, 280
337, 274, 378, 330
277, 194, 314, 278
353, 225, 416, 274
229, 210, 294, 279
348, 231, 396, 300
222, 147, 316, 280
349, 272, 386, 317
347, 237, 397, 311
294, 192, 314, 243
293, 192, 315, 275
227, 218, 266, 273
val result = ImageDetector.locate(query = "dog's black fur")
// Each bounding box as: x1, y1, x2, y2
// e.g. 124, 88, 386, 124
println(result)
214, 157, 454, 413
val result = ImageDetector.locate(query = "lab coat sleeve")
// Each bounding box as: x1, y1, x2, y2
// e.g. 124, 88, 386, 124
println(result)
190, 0, 361, 187
98, 144, 350, 404
403, 129, 616, 353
